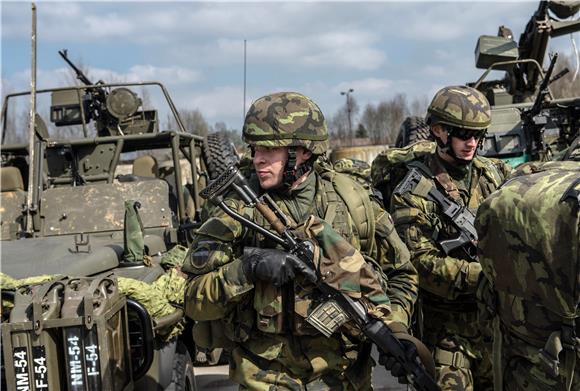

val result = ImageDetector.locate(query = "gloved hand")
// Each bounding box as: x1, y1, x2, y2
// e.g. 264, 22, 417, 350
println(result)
377, 322, 436, 385
241, 247, 317, 287
378, 339, 418, 384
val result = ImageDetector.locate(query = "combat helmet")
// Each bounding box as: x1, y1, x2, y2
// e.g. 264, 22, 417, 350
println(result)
426, 85, 491, 130
242, 92, 328, 188
242, 92, 329, 155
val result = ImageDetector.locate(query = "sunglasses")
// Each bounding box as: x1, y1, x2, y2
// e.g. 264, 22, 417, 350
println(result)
447, 127, 487, 141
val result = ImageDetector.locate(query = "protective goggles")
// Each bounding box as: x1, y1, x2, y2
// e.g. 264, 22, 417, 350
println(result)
447, 126, 487, 141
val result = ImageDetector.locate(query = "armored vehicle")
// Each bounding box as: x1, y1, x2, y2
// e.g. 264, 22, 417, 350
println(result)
1, 50, 237, 390
396, 0, 580, 166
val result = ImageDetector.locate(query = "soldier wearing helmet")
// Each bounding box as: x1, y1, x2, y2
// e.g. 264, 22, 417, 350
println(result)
183, 92, 418, 389
385, 86, 511, 390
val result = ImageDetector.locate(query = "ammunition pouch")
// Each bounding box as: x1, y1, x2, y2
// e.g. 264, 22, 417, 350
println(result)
192, 295, 254, 350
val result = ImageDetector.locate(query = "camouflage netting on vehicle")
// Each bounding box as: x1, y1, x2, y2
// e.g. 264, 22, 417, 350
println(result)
0, 245, 189, 341
118, 269, 186, 340
476, 161, 580, 343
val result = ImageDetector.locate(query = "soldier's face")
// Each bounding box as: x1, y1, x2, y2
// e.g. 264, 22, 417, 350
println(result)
450, 135, 479, 161
253, 146, 311, 189
433, 125, 479, 162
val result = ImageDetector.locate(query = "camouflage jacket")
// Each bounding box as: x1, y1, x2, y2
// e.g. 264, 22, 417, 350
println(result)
390, 151, 509, 308
184, 169, 418, 330
477, 161, 580, 348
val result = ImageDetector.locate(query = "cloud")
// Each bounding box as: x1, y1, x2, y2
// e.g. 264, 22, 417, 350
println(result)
5, 64, 201, 95
422, 65, 447, 77
180, 86, 244, 120
392, 2, 536, 42
124, 65, 201, 84
214, 30, 385, 70
333, 78, 393, 97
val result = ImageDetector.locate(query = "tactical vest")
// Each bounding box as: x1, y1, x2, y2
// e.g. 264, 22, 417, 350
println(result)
249, 168, 381, 336
371, 141, 506, 210
390, 151, 505, 257
192, 165, 387, 346
477, 161, 580, 388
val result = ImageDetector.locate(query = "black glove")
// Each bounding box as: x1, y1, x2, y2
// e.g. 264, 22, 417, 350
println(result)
378, 339, 418, 384
241, 247, 317, 287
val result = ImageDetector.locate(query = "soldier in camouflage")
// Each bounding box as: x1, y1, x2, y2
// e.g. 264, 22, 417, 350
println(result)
183, 92, 419, 390
476, 159, 580, 391
384, 86, 511, 390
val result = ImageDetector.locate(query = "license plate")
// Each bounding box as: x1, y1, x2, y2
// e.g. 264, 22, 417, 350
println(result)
13, 346, 31, 391
32, 346, 49, 390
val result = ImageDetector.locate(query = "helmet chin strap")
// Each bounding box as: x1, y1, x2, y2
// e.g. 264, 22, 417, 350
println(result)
282, 147, 313, 189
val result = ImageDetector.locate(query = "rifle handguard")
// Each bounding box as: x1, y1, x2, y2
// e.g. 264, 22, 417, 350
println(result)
199, 165, 240, 201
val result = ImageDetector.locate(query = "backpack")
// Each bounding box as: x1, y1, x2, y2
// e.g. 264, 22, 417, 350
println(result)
370, 141, 436, 209
315, 159, 376, 256
476, 161, 580, 384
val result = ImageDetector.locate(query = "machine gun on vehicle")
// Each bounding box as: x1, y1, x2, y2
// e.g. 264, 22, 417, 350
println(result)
465, 0, 580, 166
395, 0, 580, 158
55, 50, 157, 137
472, 0, 580, 105
521, 52, 571, 161
200, 165, 440, 391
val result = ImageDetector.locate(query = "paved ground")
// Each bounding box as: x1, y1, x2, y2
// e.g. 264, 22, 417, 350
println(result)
194, 347, 408, 391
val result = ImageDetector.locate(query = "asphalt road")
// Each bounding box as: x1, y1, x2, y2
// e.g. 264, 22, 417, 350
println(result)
193, 347, 408, 391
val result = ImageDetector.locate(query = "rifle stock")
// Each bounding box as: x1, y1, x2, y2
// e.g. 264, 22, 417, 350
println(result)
200, 165, 440, 391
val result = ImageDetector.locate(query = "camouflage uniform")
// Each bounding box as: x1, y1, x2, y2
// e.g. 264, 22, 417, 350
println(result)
477, 161, 580, 391
384, 86, 511, 390
333, 158, 372, 185
183, 92, 418, 390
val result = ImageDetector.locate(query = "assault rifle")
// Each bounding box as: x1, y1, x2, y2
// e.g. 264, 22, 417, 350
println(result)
200, 165, 440, 391
395, 168, 478, 260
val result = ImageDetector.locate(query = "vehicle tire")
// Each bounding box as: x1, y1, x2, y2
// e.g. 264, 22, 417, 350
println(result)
170, 341, 196, 391
395, 116, 431, 147
202, 133, 239, 180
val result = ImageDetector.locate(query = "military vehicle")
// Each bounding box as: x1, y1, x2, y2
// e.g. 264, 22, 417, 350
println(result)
396, 0, 580, 167
1, 49, 238, 391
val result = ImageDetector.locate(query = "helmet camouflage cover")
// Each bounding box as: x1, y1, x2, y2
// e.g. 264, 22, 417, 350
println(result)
242, 92, 329, 155
427, 85, 491, 130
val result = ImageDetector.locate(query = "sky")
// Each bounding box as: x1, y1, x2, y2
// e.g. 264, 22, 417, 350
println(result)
2, 1, 579, 131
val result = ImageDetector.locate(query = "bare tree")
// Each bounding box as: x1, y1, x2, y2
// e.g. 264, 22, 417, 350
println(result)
211, 121, 244, 148
360, 93, 409, 144
328, 109, 349, 146
328, 96, 360, 146
166, 108, 210, 136
410, 95, 429, 117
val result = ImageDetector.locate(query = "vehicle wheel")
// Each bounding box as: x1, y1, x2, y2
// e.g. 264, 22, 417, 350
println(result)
395, 116, 431, 147
202, 133, 239, 179
171, 341, 196, 391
